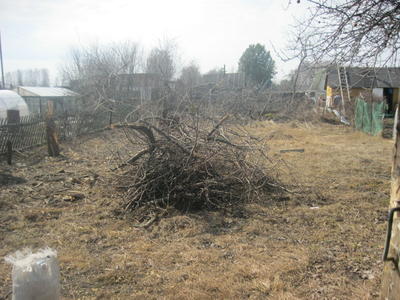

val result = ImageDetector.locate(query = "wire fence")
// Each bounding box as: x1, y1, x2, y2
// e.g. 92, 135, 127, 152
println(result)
0, 111, 110, 154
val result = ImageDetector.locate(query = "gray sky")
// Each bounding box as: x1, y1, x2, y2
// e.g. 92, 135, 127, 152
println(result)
0, 0, 308, 84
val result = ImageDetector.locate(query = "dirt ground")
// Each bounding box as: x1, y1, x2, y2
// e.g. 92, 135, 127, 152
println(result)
0, 120, 392, 299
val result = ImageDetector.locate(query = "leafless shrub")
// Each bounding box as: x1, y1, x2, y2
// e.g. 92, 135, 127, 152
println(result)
60, 41, 143, 111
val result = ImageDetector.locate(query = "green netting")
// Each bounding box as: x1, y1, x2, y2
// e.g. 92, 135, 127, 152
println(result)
354, 97, 384, 136
363, 101, 372, 134
355, 98, 364, 131
371, 101, 385, 135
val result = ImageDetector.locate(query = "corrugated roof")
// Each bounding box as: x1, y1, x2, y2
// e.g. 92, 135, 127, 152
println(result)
18, 87, 79, 97
326, 67, 400, 88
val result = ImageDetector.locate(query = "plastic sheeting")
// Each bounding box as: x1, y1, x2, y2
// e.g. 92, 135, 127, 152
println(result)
355, 97, 385, 136
5, 248, 60, 300
0, 90, 29, 119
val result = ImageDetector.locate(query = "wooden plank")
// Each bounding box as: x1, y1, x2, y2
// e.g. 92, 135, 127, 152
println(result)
46, 117, 60, 157
381, 107, 400, 299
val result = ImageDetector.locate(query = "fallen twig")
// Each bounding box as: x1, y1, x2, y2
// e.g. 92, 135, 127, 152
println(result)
280, 149, 305, 153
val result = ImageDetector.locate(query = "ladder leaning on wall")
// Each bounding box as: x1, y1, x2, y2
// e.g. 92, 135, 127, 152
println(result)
337, 65, 351, 115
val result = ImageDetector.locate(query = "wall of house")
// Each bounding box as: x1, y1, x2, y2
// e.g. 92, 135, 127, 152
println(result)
23, 97, 42, 114
336, 87, 369, 98
393, 88, 400, 108
350, 88, 370, 99
326, 85, 333, 97
326, 86, 372, 100
23, 97, 79, 115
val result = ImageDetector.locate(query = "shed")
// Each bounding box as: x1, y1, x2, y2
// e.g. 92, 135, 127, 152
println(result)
14, 87, 80, 115
0, 90, 29, 119
325, 67, 400, 114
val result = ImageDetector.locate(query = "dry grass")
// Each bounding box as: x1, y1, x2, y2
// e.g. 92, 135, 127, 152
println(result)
0, 120, 392, 299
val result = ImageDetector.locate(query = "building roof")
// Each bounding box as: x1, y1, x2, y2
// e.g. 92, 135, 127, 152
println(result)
326, 67, 400, 88
16, 87, 80, 97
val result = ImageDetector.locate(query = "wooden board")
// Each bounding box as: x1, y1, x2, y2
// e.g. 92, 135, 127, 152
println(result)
381, 106, 400, 299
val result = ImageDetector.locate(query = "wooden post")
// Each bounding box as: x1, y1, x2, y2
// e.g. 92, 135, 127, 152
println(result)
5, 110, 19, 164
47, 100, 54, 116
46, 116, 60, 157
109, 110, 113, 126
393, 105, 398, 141
381, 110, 400, 298
6, 140, 12, 165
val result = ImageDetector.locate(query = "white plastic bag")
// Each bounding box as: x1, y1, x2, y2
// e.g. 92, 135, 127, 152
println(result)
5, 248, 60, 300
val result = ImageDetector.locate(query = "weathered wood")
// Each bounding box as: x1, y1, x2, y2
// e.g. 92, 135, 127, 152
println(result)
394, 105, 398, 141
0, 111, 109, 155
47, 100, 54, 117
381, 110, 400, 299
46, 117, 60, 157
6, 140, 12, 165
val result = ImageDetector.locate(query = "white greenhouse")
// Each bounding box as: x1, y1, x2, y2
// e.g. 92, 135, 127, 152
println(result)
0, 90, 30, 119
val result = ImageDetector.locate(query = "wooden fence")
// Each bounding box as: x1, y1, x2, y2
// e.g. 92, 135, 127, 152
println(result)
0, 111, 110, 155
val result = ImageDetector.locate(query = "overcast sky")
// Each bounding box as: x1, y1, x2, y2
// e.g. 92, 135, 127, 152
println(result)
0, 0, 309, 84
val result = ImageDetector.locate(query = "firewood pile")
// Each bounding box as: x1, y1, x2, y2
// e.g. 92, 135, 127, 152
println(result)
115, 115, 284, 213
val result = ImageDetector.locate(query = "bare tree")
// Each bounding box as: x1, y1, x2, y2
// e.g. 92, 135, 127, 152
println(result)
145, 39, 177, 82
294, 0, 400, 65
179, 62, 201, 88
61, 41, 142, 109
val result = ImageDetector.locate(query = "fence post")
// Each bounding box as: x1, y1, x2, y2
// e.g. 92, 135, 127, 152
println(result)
371, 102, 375, 135
47, 100, 54, 116
46, 116, 60, 157
393, 105, 398, 140
5, 110, 20, 164
6, 140, 12, 165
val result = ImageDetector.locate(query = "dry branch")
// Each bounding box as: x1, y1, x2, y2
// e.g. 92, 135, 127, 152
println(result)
115, 115, 285, 214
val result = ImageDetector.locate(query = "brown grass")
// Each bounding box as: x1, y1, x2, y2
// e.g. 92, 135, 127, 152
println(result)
0, 120, 392, 299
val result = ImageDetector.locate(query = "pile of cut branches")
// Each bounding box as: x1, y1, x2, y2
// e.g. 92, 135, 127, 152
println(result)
115, 115, 284, 213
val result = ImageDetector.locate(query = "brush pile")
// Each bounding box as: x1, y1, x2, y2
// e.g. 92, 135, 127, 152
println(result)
116, 115, 283, 212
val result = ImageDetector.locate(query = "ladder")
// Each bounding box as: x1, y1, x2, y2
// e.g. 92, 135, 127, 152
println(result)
337, 65, 351, 114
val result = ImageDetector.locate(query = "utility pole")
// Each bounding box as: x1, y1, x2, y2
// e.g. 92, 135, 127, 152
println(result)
0, 31, 5, 89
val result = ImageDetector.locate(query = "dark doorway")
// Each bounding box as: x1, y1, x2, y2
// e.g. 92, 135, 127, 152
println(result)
384, 88, 394, 115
